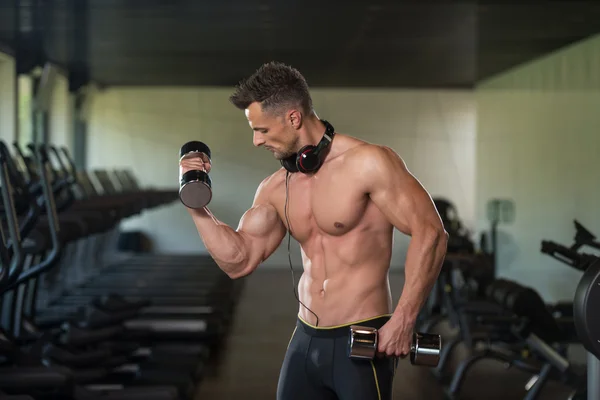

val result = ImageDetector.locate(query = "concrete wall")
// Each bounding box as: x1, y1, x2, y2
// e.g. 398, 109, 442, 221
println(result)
0, 56, 74, 167
0, 53, 15, 143
49, 72, 74, 153
476, 33, 600, 302
87, 87, 476, 268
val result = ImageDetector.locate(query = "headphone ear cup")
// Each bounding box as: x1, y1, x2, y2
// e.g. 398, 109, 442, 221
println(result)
281, 155, 299, 173
296, 145, 320, 173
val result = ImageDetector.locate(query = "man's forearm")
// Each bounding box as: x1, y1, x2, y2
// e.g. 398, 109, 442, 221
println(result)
395, 227, 448, 321
188, 208, 249, 277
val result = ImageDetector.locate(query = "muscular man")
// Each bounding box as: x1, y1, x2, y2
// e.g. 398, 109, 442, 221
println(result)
181, 62, 448, 400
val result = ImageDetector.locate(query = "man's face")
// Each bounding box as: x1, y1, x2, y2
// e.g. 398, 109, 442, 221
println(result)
245, 102, 298, 160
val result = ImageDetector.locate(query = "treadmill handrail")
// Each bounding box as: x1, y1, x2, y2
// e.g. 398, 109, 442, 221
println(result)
2, 145, 62, 291
49, 145, 76, 185
0, 142, 44, 246
12, 141, 35, 186
59, 146, 79, 183
0, 147, 24, 291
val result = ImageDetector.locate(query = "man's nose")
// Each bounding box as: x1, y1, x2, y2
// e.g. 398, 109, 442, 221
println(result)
253, 132, 265, 147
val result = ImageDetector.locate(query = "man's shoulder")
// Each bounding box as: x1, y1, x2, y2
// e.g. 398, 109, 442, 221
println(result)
264, 168, 288, 186
342, 140, 400, 165
255, 169, 286, 198
337, 141, 408, 188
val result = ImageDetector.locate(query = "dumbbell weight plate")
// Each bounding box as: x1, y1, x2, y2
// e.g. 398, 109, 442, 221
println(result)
410, 332, 441, 367
180, 141, 211, 160
179, 170, 212, 209
347, 325, 378, 360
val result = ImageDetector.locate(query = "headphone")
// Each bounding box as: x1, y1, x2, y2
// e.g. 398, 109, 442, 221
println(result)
280, 120, 335, 174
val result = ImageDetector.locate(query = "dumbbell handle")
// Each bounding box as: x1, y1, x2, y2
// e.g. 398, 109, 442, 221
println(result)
180, 151, 211, 172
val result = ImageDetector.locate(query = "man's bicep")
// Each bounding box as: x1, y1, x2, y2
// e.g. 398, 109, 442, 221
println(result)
237, 202, 286, 247
366, 146, 443, 235
236, 178, 287, 263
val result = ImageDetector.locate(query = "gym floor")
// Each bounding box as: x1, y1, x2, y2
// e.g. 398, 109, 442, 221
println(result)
194, 269, 583, 400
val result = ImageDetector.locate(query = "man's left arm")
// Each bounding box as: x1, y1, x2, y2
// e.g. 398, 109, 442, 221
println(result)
361, 145, 448, 355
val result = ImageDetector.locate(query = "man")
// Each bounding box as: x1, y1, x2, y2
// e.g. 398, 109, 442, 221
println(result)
180, 61, 448, 400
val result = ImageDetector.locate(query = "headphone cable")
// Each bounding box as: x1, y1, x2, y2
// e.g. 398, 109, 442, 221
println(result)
285, 171, 319, 327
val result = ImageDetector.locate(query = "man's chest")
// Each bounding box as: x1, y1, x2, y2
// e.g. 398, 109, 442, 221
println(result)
272, 171, 370, 240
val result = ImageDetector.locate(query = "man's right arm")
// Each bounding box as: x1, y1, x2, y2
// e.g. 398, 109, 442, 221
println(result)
187, 176, 286, 279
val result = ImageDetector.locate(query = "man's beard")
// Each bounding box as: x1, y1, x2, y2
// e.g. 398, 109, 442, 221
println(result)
273, 148, 296, 160
272, 138, 299, 160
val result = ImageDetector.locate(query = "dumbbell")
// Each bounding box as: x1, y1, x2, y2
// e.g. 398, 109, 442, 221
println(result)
348, 325, 441, 367
179, 141, 212, 209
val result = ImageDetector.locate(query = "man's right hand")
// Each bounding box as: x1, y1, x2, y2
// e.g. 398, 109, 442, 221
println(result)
180, 152, 212, 176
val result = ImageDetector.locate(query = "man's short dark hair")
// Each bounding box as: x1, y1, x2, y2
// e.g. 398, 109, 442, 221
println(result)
229, 61, 313, 116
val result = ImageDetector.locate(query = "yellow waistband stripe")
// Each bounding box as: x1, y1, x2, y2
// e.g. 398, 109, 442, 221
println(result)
370, 360, 382, 400
287, 326, 297, 349
297, 313, 393, 330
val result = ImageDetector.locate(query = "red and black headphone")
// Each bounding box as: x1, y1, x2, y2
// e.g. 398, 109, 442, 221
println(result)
280, 120, 335, 174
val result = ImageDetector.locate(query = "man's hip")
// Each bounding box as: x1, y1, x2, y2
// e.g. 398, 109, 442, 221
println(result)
277, 314, 397, 400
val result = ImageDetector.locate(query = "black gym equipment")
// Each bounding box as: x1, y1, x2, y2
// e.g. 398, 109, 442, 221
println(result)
441, 277, 585, 400
417, 239, 587, 398
541, 221, 600, 400
0, 138, 243, 399
414, 212, 596, 399
178, 141, 212, 209
0, 143, 181, 399
573, 220, 600, 251
418, 199, 493, 333
28, 146, 237, 343
433, 198, 475, 255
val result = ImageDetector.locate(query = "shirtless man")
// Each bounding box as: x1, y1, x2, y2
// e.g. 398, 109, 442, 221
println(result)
181, 62, 448, 400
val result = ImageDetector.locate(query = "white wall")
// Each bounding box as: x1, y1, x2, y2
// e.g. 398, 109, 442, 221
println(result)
476, 34, 600, 302
0, 53, 15, 143
49, 72, 74, 154
87, 87, 476, 268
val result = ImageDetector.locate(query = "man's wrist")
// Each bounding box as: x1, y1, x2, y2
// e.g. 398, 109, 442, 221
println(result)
187, 206, 210, 218
394, 298, 420, 322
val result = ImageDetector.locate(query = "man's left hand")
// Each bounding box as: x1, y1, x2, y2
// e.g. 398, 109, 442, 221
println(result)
377, 314, 415, 358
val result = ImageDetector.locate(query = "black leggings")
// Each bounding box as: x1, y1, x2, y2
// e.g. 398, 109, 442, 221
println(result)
277, 315, 398, 400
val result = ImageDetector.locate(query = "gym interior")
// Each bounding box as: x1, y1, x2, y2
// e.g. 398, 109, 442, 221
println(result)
0, 1, 599, 399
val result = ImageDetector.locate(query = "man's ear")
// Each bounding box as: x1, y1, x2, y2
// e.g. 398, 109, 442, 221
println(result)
288, 110, 303, 130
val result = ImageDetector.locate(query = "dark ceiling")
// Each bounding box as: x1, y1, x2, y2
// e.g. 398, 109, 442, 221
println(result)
0, 0, 599, 88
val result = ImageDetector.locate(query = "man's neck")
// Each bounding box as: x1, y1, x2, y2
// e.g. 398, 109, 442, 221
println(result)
295, 118, 328, 151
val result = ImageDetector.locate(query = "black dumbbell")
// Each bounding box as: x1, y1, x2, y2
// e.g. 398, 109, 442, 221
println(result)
179, 141, 212, 209
348, 325, 441, 367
